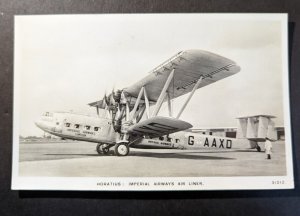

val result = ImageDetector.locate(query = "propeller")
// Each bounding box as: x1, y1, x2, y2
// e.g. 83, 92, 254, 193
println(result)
94, 91, 108, 116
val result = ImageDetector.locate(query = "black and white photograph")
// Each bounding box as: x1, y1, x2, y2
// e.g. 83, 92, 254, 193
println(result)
12, 13, 293, 190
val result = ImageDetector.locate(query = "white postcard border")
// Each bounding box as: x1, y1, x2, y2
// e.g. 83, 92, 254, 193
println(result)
11, 13, 294, 191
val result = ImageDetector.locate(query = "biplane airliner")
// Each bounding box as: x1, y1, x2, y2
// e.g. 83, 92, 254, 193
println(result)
35, 50, 276, 156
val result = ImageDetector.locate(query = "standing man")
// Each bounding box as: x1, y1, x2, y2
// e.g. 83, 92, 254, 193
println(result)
265, 137, 273, 159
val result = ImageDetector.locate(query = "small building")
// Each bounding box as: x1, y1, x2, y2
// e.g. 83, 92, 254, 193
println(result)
190, 127, 237, 138
190, 126, 285, 140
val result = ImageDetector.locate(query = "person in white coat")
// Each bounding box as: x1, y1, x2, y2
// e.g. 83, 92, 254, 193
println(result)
265, 137, 273, 159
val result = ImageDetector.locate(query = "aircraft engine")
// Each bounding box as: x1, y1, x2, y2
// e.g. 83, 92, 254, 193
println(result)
105, 89, 126, 132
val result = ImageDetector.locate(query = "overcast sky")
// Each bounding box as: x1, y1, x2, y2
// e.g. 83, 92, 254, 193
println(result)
14, 14, 288, 136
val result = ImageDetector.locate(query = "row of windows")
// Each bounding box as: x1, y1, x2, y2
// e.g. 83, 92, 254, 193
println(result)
64, 123, 100, 131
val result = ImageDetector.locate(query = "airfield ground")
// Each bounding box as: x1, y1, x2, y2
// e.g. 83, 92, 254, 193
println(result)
19, 140, 287, 177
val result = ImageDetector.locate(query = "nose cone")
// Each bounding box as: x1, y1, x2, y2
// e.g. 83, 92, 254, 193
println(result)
35, 120, 45, 130
35, 119, 55, 133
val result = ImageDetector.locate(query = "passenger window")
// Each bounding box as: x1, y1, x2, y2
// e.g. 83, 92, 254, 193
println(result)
85, 125, 91, 130
65, 123, 70, 127
74, 124, 80, 129
176, 139, 180, 143
94, 127, 99, 131
159, 137, 164, 141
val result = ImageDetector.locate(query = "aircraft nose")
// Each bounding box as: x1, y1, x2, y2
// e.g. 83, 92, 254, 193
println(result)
35, 119, 53, 131
35, 120, 44, 130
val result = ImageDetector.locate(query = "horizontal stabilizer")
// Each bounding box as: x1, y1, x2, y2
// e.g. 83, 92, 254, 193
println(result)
128, 116, 192, 137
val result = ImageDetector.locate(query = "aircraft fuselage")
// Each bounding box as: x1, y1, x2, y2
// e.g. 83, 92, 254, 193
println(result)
35, 111, 255, 151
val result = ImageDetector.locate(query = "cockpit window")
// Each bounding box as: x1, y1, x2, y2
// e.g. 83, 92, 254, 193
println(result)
42, 112, 53, 117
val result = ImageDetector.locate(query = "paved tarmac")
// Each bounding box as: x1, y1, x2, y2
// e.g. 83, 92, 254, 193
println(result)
19, 140, 287, 177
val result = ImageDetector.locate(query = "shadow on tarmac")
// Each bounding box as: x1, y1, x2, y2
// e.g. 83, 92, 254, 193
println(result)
128, 151, 235, 160
45, 153, 102, 157
45, 151, 235, 160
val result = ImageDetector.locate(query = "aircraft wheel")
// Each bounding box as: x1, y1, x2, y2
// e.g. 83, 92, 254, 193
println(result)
256, 145, 261, 152
96, 143, 103, 154
115, 143, 130, 156
102, 145, 110, 155
96, 143, 110, 155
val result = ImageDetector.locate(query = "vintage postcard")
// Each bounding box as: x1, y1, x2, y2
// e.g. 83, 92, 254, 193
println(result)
12, 13, 294, 190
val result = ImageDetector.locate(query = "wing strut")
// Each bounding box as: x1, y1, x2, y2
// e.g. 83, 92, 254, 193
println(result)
151, 69, 175, 117
167, 91, 173, 117
96, 106, 99, 116
176, 76, 204, 119
143, 88, 150, 119
130, 86, 144, 121
125, 103, 130, 121
136, 105, 146, 123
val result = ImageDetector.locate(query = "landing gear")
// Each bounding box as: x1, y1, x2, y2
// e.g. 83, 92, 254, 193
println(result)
114, 142, 130, 156
256, 144, 261, 152
96, 143, 110, 155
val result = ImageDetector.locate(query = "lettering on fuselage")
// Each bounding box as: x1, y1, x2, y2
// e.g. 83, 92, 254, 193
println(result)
147, 140, 172, 147
188, 136, 194, 145
66, 128, 95, 137
67, 129, 80, 133
75, 133, 86, 137
83, 131, 95, 135
188, 136, 232, 149
148, 140, 160, 144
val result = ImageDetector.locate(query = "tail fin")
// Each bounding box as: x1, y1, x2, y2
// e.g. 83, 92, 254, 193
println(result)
237, 115, 277, 141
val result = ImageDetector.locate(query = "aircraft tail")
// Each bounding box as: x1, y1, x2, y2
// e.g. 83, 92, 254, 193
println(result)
236, 115, 277, 149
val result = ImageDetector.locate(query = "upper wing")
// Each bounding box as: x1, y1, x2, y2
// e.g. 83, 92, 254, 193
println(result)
123, 49, 240, 102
